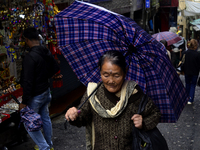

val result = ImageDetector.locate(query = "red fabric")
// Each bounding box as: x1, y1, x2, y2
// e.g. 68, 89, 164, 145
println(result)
2, 113, 10, 118
160, 0, 178, 7
1, 114, 10, 122
160, 10, 169, 32
0, 88, 23, 107
171, 0, 178, 7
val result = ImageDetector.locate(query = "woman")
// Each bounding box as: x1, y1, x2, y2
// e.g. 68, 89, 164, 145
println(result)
65, 50, 161, 150
182, 39, 200, 104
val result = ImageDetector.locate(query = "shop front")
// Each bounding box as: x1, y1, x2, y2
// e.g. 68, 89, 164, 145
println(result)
157, 0, 178, 32
0, 0, 65, 147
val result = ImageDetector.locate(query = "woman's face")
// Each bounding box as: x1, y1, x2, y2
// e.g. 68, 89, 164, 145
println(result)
100, 60, 126, 93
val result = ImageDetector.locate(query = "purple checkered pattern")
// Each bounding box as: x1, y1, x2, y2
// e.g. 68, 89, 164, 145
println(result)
54, 1, 188, 123
152, 31, 182, 46
20, 106, 43, 132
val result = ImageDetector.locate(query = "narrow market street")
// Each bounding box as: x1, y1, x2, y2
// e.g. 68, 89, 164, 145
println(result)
4, 75, 200, 150
1, 0, 200, 150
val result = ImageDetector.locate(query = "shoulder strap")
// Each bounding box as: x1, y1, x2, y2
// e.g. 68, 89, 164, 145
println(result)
137, 94, 148, 114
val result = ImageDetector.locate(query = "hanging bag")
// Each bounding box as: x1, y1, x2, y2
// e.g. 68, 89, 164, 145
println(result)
11, 94, 43, 132
131, 94, 169, 150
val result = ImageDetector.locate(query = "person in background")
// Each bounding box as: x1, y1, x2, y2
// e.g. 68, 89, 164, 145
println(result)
160, 40, 171, 60
171, 46, 182, 68
169, 32, 186, 68
182, 39, 200, 104
65, 50, 161, 150
19, 27, 57, 150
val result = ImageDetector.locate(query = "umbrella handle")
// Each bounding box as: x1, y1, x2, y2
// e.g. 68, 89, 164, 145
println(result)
64, 110, 81, 130
64, 82, 102, 130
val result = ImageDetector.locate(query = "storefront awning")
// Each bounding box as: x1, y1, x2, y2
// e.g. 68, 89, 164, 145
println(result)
185, 0, 200, 14
193, 25, 200, 31
184, 10, 196, 16
190, 19, 200, 25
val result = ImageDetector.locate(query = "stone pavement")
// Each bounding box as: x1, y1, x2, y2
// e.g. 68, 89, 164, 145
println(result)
7, 75, 200, 150
158, 75, 200, 150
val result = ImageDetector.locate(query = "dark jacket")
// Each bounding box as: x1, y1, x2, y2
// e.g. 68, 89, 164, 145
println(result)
182, 49, 200, 76
70, 83, 161, 150
21, 46, 53, 105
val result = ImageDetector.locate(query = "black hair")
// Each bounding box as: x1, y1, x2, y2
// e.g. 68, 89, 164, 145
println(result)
98, 50, 127, 73
160, 40, 167, 47
23, 27, 39, 41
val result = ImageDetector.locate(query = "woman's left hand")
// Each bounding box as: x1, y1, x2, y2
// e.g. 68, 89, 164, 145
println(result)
131, 114, 143, 129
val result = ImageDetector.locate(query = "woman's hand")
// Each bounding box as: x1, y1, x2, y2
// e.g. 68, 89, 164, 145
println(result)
65, 107, 79, 121
131, 114, 143, 129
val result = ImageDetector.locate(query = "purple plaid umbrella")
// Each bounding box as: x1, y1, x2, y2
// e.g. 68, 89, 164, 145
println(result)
152, 31, 182, 46
54, 1, 188, 123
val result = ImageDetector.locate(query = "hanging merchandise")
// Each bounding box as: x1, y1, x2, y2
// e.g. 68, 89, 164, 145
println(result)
0, 0, 63, 90
0, 2, 63, 143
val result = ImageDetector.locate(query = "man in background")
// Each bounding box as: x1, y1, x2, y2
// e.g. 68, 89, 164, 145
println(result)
19, 27, 59, 150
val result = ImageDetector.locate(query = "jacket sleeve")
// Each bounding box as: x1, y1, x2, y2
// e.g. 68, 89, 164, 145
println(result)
69, 91, 93, 127
141, 96, 161, 131
21, 54, 36, 105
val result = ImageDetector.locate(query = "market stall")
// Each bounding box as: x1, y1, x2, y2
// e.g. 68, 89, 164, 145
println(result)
0, 88, 26, 148
0, 0, 63, 147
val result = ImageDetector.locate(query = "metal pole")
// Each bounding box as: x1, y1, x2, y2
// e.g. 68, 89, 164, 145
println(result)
153, 13, 156, 34
142, 0, 146, 30
130, 0, 134, 20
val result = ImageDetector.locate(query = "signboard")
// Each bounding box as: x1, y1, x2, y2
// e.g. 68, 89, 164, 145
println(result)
151, 0, 159, 7
146, 0, 150, 8
133, 0, 143, 11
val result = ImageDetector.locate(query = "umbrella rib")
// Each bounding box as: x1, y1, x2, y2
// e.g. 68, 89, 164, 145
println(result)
78, 82, 103, 110
60, 39, 128, 51
59, 16, 131, 46
79, 66, 99, 82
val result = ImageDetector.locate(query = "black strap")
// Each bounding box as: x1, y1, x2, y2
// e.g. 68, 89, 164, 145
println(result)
137, 94, 148, 114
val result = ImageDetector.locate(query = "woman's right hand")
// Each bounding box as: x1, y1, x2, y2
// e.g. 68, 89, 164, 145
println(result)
65, 107, 79, 121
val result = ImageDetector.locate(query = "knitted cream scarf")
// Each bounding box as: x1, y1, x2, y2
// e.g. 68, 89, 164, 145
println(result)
86, 80, 137, 150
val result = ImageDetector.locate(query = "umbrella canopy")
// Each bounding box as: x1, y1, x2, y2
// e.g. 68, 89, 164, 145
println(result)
54, 1, 188, 123
152, 31, 182, 46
